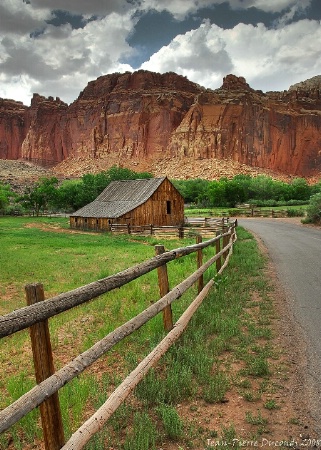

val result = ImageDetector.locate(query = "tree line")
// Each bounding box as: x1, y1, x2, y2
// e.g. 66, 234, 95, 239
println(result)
1, 170, 321, 223
0, 166, 152, 215
172, 175, 321, 208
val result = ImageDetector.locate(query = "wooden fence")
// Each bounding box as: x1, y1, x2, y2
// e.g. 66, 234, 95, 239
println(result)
110, 217, 231, 238
0, 220, 237, 450
227, 208, 303, 218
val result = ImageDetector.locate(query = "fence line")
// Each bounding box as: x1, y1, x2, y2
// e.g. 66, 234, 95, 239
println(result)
62, 278, 215, 450
110, 217, 230, 238
0, 221, 237, 449
64, 232, 237, 449
0, 230, 232, 338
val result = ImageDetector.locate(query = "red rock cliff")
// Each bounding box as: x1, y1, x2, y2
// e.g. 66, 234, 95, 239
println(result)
0, 99, 28, 160
0, 71, 321, 178
169, 76, 321, 177
21, 94, 69, 164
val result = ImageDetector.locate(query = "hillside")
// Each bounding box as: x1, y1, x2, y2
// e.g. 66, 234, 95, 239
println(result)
0, 157, 304, 196
0, 70, 321, 183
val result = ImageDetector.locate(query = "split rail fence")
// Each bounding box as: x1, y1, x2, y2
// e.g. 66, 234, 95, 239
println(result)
110, 217, 230, 238
0, 220, 237, 450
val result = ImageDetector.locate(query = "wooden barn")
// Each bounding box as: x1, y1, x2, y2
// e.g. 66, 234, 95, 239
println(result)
69, 177, 184, 232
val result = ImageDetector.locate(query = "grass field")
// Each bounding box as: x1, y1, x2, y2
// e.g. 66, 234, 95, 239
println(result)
0, 216, 308, 449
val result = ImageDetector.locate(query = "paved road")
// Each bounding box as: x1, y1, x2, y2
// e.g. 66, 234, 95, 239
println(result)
238, 218, 321, 427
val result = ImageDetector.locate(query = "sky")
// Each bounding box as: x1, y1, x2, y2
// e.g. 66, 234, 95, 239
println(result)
0, 0, 320, 106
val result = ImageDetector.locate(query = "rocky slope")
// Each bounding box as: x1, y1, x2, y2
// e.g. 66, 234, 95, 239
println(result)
0, 70, 321, 181
0, 159, 55, 194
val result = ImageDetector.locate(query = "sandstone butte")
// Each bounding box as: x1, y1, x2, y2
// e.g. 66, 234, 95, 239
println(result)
0, 70, 321, 181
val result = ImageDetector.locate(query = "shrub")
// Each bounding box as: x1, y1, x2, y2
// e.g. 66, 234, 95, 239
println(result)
286, 208, 305, 217
306, 193, 321, 224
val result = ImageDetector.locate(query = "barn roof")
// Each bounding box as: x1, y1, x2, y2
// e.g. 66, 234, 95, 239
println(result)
70, 177, 166, 218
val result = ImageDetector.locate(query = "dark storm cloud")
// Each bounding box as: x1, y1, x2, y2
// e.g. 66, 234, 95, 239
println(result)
0, 0, 51, 34
29, 0, 136, 17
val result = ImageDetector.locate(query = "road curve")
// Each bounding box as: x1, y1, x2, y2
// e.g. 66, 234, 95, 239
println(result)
238, 218, 321, 430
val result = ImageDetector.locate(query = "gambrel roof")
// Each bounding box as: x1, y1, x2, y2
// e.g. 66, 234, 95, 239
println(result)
71, 177, 166, 218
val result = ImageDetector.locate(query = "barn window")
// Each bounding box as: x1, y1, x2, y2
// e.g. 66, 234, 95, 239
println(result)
166, 200, 171, 214
75, 218, 78, 223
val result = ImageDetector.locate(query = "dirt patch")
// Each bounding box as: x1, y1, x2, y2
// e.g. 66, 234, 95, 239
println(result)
24, 221, 97, 235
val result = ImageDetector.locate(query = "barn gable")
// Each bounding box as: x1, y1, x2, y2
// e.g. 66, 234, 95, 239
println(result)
70, 177, 184, 231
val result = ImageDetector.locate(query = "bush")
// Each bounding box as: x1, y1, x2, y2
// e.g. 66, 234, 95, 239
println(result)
306, 193, 321, 224
286, 208, 305, 217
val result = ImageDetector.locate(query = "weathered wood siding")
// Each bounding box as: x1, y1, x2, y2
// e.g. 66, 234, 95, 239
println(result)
69, 178, 184, 231
70, 217, 110, 231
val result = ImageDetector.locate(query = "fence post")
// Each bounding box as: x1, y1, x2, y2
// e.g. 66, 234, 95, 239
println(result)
215, 231, 222, 273
196, 235, 203, 293
223, 227, 229, 261
25, 283, 65, 450
178, 226, 184, 239
155, 245, 173, 331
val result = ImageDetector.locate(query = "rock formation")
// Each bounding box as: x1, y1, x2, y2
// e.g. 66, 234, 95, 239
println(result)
0, 70, 320, 179
0, 99, 28, 160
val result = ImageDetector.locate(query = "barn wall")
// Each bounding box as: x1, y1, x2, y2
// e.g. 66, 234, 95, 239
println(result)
118, 178, 184, 226
70, 217, 111, 231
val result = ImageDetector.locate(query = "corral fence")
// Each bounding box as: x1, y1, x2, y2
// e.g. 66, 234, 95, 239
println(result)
110, 217, 231, 238
0, 220, 237, 450
224, 204, 305, 218
230, 208, 295, 218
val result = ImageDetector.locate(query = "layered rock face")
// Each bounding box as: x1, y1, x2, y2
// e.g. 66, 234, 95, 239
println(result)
1, 70, 321, 178
169, 75, 321, 176
0, 99, 28, 160
21, 94, 69, 164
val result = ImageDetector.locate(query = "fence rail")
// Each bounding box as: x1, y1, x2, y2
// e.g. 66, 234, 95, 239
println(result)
0, 221, 237, 449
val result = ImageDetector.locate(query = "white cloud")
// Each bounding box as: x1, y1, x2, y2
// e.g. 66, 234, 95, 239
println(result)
141, 18, 321, 92
0, 73, 32, 105
141, 21, 233, 86
138, 0, 312, 19
0, 4, 137, 104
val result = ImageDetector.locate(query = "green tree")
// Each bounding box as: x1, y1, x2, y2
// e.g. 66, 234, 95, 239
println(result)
173, 179, 209, 204
207, 180, 227, 207
55, 179, 84, 211
21, 177, 59, 215
249, 176, 275, 201
270, 180, 291, 202
289, 178, 311, 201
54, 166, 153, 212
224, 178, 248, 207
0, 182, 15, 212
310, 179, 321, 196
